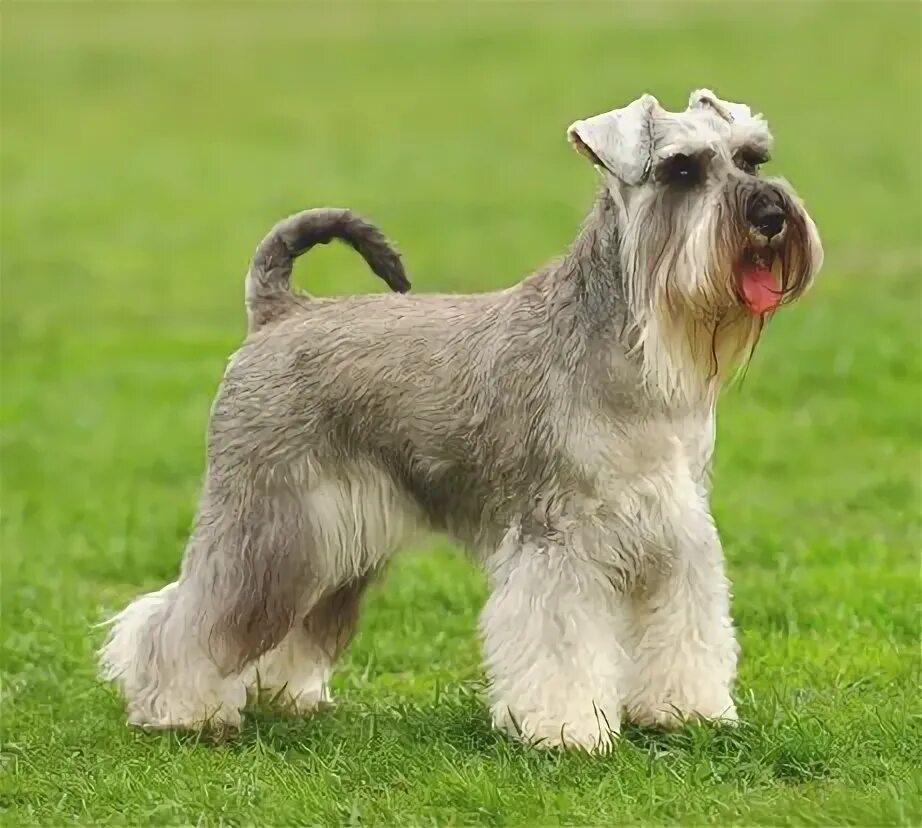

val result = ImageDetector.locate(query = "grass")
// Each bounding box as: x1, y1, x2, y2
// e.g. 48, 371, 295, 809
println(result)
1, 1, 920, 825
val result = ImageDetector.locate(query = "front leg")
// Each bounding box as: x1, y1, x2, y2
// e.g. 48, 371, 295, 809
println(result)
480, 526, 627, 752
624, 500, 739, 728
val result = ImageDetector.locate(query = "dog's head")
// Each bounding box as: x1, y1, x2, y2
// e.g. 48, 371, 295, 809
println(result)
568, 90, 824, 400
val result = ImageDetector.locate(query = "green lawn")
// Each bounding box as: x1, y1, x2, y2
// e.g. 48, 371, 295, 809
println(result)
2, 2, 920, 825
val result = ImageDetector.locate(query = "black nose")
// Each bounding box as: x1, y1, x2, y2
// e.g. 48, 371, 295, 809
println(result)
747, 191, 786, 240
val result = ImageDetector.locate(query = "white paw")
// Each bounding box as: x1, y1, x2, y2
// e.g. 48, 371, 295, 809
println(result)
266, 682, 334, 715
627, 693, 738, 729
127, 703, 243, 732
248, 663, 333, 716
491, 704, 619, 753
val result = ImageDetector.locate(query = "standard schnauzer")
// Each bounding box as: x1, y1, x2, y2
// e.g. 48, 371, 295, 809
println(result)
100, 89, 823, 750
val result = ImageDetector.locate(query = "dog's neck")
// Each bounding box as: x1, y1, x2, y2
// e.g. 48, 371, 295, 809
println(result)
549, 188, 757, 411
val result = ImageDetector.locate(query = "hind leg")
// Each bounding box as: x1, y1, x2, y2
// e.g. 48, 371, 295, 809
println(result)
250, 577, 370, 714
100, 580, 250, 730
248, 462, 412, 713
101, 479, 318, 730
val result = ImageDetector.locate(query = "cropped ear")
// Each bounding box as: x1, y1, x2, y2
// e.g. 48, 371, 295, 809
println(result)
688, 88, 754, 123
688, 88, 773, 149
567, 94, 659, 186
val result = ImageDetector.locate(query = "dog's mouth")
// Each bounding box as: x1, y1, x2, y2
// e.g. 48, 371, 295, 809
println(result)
735, 247, 781, 316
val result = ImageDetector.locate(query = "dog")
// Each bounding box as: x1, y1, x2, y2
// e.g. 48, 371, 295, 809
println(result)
100, 89, 823, 751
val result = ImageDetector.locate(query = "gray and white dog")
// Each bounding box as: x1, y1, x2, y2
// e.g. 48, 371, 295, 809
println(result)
101, 89, 823, 751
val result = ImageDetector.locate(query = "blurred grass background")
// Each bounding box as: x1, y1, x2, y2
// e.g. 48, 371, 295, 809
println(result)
1, 2, 920, 825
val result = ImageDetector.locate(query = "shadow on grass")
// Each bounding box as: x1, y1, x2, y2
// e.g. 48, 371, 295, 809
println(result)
125, 681, 860, 792
230, 683, 754, 763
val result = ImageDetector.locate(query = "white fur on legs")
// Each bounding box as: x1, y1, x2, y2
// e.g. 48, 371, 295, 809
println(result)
624, 506, 739, 729
481, 527, 626, 752
249, 625, 333, 713
99, 582, 246, 729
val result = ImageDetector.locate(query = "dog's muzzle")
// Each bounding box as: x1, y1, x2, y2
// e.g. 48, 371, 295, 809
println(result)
746, 186, 786, 241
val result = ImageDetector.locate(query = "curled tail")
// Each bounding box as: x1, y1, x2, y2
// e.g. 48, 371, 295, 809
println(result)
245, 207, 410, 330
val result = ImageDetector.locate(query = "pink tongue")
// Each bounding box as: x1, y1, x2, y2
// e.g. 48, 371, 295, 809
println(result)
740, 265, 781, 315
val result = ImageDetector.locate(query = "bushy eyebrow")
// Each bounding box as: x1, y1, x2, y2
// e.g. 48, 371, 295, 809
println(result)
734, 143, 772, 164
652, 146, 712, 170
730, 124, 773, 156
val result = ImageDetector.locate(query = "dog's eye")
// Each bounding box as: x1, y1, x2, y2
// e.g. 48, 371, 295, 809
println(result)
734, 150, 768, 175
658, 154, 702, 186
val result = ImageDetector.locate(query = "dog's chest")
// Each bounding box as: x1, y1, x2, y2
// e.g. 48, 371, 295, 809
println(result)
564, 406, 716, 500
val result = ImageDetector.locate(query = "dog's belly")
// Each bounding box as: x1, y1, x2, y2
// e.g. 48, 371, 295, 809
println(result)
351, 442, 537, 553
301, 459, 424, 581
